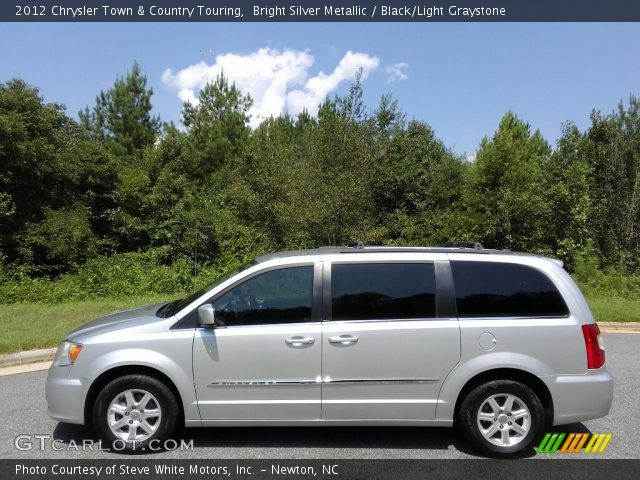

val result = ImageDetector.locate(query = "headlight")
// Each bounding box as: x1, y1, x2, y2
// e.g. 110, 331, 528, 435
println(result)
56, 341, 83, 366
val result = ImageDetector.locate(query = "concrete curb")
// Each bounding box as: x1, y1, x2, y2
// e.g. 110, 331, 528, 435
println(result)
599, 322, 640, 334
0, 361, 52, 377
0, 347, 56, 368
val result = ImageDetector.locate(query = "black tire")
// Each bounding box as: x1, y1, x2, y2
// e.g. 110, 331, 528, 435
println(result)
93, 374, 180, 452
457, 379, 545, 457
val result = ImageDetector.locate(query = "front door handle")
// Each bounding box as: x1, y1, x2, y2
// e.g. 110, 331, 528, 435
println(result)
285, 336, 315, 345
329, 335, 359, 345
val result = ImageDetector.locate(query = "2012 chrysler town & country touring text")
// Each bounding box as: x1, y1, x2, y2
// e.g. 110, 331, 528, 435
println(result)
46, 246, 613, 456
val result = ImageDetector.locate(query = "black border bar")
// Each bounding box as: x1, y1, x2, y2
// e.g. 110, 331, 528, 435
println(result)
4, 1, 640, 22
4, 459, 640, 480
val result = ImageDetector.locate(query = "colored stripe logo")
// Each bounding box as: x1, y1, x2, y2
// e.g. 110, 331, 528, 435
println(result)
536, 433, 612, 454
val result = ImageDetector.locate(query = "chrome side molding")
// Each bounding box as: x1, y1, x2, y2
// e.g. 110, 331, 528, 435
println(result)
208, 377, 438, 387
327, 378, 439, 385
208, 379, 319, 387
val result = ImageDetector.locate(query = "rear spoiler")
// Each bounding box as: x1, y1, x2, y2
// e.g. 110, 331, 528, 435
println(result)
550, 258, 564, 268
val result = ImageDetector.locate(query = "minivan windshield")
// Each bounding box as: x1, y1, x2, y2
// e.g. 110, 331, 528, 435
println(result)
156, 260, 257, 317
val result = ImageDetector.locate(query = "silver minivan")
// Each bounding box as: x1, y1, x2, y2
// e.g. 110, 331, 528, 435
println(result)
46, 246, 613, 456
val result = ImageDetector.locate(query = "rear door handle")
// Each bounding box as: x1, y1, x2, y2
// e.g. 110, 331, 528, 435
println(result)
329, 335, 359, 345
285, 336, 315, 345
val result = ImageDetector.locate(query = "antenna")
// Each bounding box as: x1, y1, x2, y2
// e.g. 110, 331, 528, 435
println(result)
328, 214, 339, 246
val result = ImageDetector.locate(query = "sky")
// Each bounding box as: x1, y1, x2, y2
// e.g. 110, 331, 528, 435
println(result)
1, 22, 639, 157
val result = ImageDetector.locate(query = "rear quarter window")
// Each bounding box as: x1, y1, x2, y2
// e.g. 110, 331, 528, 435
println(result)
450, 261, 569, 318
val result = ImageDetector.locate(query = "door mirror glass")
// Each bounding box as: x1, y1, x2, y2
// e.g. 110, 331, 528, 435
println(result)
198, 304, 221, 327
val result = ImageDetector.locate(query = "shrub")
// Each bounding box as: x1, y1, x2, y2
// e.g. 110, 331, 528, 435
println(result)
0, 251, 242, 304
573, 241, 640, 298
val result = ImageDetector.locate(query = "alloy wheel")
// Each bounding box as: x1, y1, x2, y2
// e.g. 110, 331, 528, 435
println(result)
476, 393, 531, 447
107, 389, 162, 443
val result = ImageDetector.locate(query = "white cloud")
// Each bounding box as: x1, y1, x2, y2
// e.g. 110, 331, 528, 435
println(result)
286, 51, 379, 115
162, 48, 380, 127
177, 88, 198, 105
385, 62, 409, 83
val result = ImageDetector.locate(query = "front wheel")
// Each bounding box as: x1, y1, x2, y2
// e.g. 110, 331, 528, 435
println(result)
93, 374, 180, 452
457, 379, 545, 457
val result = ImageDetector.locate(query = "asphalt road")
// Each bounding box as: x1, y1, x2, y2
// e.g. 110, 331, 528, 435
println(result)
1, 334, 638, 459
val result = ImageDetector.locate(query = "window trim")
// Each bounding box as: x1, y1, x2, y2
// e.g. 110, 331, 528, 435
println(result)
449, 260, 571, 319
172, 262, 321, 329
323, 260, 442, 322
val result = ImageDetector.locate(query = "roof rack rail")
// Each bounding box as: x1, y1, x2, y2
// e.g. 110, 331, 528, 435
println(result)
346, 239, 365, 249
442, 241, 484, 250
254, 245, 543, 263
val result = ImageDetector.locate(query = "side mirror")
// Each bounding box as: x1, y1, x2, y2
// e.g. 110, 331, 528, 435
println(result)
198, 304, 223, 328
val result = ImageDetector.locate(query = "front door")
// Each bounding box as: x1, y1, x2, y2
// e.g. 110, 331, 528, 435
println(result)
193, 263, 322, 420
321, 261, 461, 420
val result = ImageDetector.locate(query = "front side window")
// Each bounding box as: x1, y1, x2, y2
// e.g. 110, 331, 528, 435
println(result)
212, 265, 314, 326
160, 260, 256, 317
331, 263, 436, 320
450, 261, 569, 318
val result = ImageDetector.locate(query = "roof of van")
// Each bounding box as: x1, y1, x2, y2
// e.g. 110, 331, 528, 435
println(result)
254, 246, 554, 264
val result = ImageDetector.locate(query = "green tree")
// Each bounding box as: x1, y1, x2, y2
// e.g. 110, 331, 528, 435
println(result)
466, 112, 552, 251
80, 62, 161, 156
376, 121, 467, 245
373, 93, 405, 136
20, 203, 98, 276
337, 67, 366, 122
182, 73, 252, 177
544, 122, 592, 266
229, 115, 299, 249
141, 126, 219, 263
0, 79, 72, 262
302, 97, 380, 245
583, 96, 640, 268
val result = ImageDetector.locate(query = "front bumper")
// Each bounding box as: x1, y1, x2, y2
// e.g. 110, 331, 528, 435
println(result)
546, 367, 613, 426
45, 364, 88, 425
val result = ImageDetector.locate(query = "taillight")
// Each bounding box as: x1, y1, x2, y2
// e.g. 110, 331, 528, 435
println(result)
582, 324, 605, 369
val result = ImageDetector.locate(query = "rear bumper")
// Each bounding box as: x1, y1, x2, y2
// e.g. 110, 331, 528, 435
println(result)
545, 368, 613, 426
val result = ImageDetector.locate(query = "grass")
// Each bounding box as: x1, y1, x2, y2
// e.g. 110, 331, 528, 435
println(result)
585, 294, 640, 323
0, 296, 168, 354
0, 292, 638, 355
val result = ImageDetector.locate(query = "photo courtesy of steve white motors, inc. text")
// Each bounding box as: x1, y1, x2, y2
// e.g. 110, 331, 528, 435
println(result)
14, 463, 338, 477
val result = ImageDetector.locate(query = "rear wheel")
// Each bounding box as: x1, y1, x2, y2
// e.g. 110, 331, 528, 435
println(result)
93, 374, 179, 452
457, 379, 545, 457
